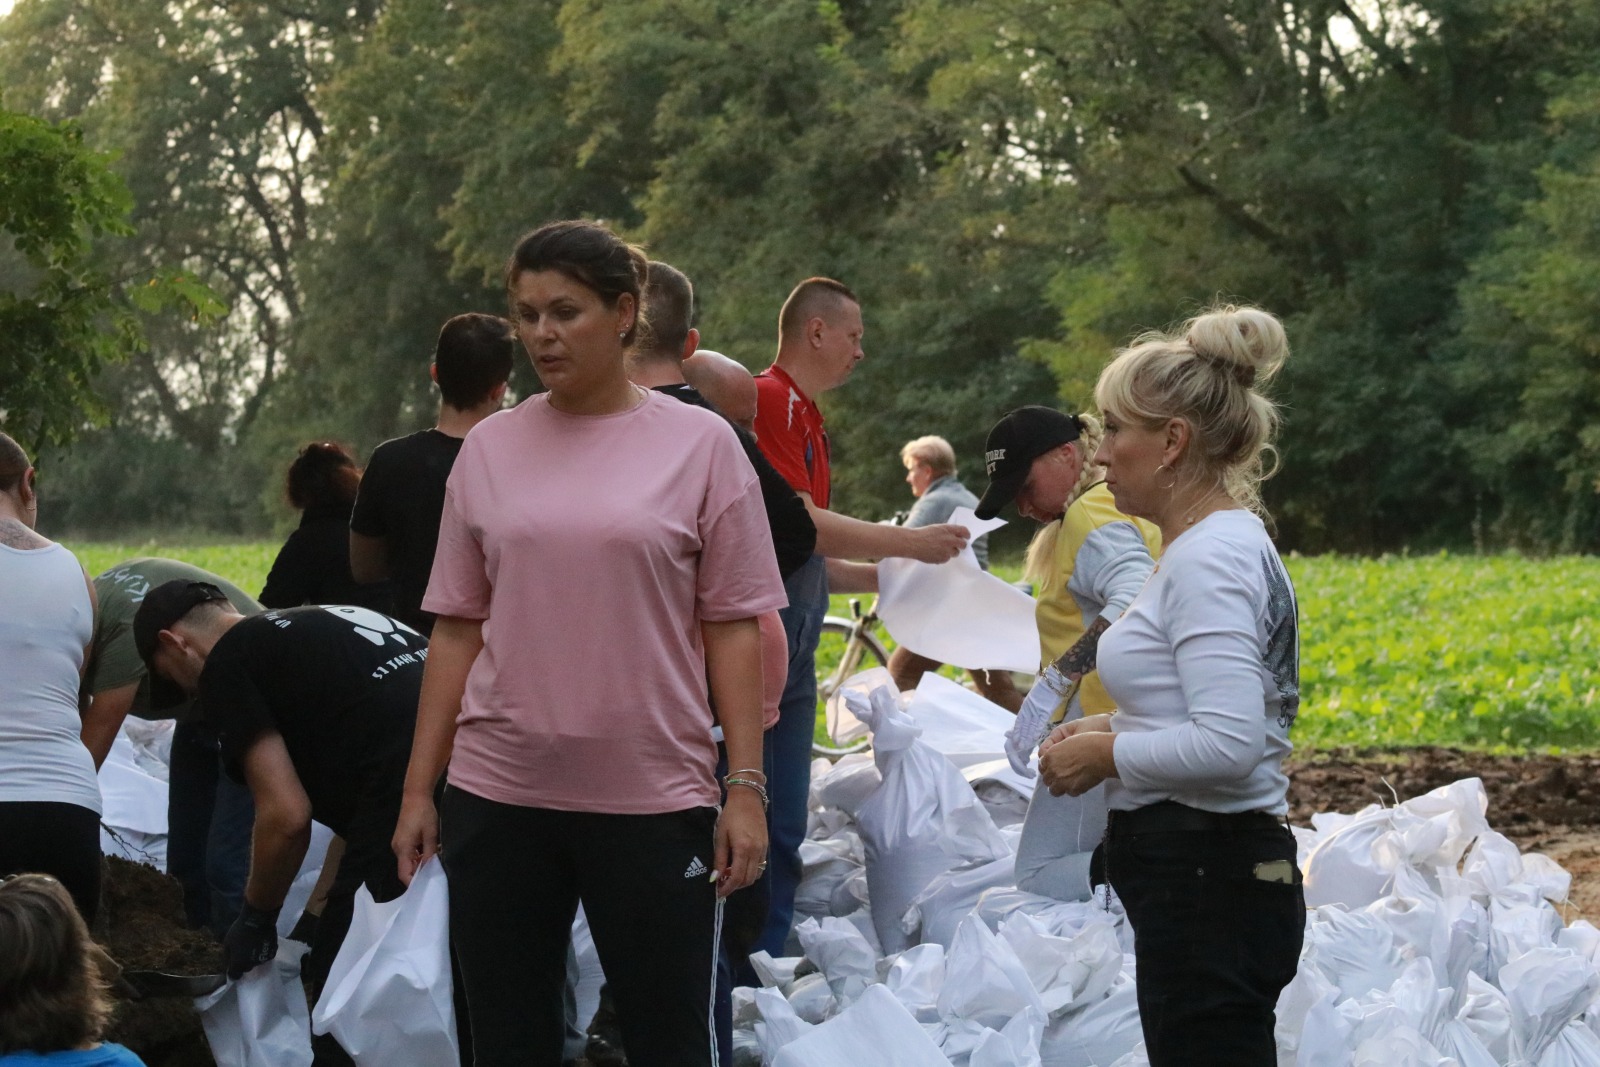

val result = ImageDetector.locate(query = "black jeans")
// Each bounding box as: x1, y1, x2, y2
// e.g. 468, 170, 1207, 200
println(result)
441, 784, 721, 1067
0, 801, 102, 920
1105, 803, 1304, 1067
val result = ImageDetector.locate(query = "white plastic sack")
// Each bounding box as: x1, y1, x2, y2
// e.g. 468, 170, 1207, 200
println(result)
277, 822, 335, 939
1503, 947, 1600, 1065
998, 911, 1122, 1018
197, 941, 314, 1067
794, 835, 865, 921
877, 507, 1039, 674
754, 985, 815, 1061
937, 914, 1045, 1032
572, 908, 604, 1042
795, 917, 877, 1003
1038, 974, 1143, 1067
772, 984, 950, 1067
311, 858, 458, 1067
811, 752, 883, 819
851, 686, 1009, 953
884, 943, 946, 1023
904, 856, 1016, 949
1303, 778, 1490, 910
1303, 905, 1409, 1001
99, 730, 171, 870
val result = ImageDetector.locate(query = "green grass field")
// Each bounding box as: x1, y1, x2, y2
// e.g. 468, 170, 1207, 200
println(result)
63, 541, 1600, 753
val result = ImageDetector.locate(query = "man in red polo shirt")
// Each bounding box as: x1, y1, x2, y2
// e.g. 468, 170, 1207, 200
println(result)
749, 277, 968, 962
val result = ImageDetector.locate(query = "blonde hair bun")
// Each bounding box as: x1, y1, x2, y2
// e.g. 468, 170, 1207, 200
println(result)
1185, 305, 1288, 387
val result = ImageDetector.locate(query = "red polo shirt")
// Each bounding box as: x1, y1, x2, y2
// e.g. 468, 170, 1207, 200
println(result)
753, 364, 830, 510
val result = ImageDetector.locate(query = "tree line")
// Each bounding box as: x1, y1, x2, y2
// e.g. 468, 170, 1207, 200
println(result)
2, 0, 1598, 552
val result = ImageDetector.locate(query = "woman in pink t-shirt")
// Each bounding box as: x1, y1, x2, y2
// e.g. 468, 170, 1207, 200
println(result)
391, 220, 785, 1067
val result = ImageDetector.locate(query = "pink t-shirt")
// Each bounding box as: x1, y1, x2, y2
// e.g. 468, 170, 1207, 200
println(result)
758, 610, 786, 730
424, 390, 788, 814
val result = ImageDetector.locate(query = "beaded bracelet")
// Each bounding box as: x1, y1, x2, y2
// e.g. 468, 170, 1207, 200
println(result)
726, 777, 769, 810
727, 767, 767, 783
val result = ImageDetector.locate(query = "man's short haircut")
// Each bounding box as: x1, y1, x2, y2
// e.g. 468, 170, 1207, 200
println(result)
641, 261, 694, 358
900, 435, 957, 477
778, 278, 859, 343
435, 313, 515, 410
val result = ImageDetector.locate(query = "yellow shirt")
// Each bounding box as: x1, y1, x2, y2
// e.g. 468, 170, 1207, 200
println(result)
1034, 483, 1161, 714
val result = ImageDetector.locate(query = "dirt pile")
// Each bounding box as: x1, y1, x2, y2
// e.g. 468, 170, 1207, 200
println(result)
1287, 747, 1600, 840
99, 856, 220, 1067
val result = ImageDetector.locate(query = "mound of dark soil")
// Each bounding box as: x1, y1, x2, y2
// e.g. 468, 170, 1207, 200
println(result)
1287, 747, 1600, 842
99, 856, 220, 1067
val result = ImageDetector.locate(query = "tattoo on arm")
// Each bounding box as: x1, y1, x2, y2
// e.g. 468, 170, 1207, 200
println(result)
1051, 616, 1110, 680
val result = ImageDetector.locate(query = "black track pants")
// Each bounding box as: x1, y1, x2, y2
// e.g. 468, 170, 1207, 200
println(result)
441, 784, 722, 1067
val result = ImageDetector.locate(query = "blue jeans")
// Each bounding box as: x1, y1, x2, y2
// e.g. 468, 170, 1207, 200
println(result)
167, 721, 255, 935
751, 554, 828, 958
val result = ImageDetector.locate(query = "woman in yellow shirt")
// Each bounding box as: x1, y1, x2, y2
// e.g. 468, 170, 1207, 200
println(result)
973, 406, 1158, 900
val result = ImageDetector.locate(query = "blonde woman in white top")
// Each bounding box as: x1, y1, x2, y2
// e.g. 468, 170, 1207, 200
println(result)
1039, 307, 1302, 1067
0, 432, 100, 918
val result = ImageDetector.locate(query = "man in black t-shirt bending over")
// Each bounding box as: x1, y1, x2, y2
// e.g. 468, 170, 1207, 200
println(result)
350, 313, 515, 635
135, 581, 433, 1066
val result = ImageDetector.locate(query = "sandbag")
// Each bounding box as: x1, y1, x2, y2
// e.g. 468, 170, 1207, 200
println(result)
1502, 947, 1600, 1065
850, 686, 1009, 953
197, 941, 314, 1067
311, 858, 458, 1067
937, 913, 1045, 1032
1037, 974, 1143, 1067
903, 855, 1016, 949
772, 985, 950, 1067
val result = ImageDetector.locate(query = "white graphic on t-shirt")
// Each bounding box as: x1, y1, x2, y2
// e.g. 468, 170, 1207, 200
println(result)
786, 387, 803, 429
1261, 553, 1300, 730
320, 605, 422, 648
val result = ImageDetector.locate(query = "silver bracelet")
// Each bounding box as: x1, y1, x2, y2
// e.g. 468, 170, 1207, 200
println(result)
726, 777, 769, 810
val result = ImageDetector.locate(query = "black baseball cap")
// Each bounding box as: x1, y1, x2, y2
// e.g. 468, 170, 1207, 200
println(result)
133, 580, 231, 711
974, 406, 1083, 520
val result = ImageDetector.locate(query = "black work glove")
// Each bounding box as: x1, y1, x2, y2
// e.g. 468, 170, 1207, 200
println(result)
223, 902, 282, 979
286, 910, 320, 946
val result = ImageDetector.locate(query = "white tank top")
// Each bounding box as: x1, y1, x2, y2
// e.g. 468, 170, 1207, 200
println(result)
0, 541, 101, 813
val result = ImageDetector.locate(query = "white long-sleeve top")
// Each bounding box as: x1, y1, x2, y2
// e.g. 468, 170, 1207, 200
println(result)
1100, 509, 1299, 816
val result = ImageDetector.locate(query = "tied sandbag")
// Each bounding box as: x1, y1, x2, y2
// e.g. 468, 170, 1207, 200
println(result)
903, 855, 1016, 949
771, 984, 950, 1067
1038, 974, 1143, 1067
847, 685, 1009, 954
311, 858, 459, 1067
1502, 947, 1600, 1066
196, 941, 314, 1067
1303, 778, 1490, 910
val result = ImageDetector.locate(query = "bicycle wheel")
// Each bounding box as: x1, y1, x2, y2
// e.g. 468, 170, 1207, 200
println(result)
812, 617, 888, 758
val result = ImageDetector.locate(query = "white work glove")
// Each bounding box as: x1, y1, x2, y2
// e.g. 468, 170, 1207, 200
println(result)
1005, 667, 1073, 778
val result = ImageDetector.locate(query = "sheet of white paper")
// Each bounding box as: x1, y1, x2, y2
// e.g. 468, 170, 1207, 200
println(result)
904, 674, 1014, 769
877, 507, 1039, 674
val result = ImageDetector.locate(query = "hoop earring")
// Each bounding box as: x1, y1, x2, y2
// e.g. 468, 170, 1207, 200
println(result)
1154, 463, 1178, 491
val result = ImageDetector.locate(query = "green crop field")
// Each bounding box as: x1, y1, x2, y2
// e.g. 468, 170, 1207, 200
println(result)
61, 542, 1600, 753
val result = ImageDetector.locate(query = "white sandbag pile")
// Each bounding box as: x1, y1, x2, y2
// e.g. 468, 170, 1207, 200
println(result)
738, 675, 1600, 1067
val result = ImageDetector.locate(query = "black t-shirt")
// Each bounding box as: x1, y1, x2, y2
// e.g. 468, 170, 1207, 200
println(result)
653, 384, 817, 580
260, 505, 393, 614
199, 606, 426, 839
349, 428, 465, 635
